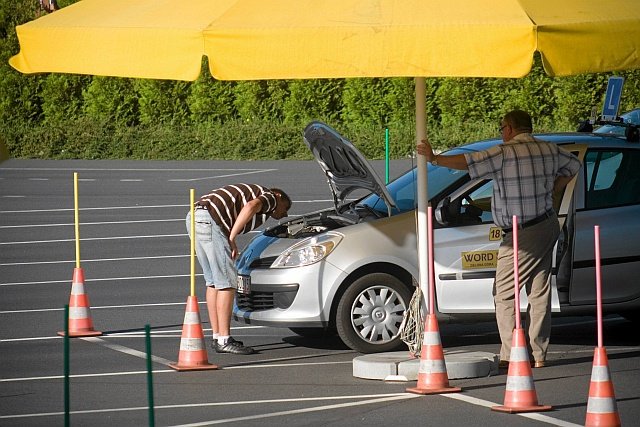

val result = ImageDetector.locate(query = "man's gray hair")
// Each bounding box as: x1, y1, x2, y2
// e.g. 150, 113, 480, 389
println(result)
503, 110, 533, 132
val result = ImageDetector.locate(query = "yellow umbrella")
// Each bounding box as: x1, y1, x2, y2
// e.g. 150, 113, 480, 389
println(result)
9, 0, 640, 310
10, 0, 640, 80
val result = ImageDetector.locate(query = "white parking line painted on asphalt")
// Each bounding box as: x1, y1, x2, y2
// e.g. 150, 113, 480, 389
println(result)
120, 179, 143, 182
0, 273, 193, 287
0, 325, 265, 341
83, 336, 176, 365
0, 218, 182, 229
443, 393, 583, 427
0, 167, 278, 171
0, 254, 188, 266
169, 169, 278, 182
0, 394, 415, 421
83, 336, 356, 371
0, 369, 175, 383
0, 349, 353, 383
0, 233, 185, 245
0, 204, 187, 213
169, 394, 421, 427
0, 199, 331, 214
0, 300, 194, 314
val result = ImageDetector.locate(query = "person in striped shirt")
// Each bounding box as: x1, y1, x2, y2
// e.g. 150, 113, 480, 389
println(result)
417, 110, 581, 369
187, 184, 291, 354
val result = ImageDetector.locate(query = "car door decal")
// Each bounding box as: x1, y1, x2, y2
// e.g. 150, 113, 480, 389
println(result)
461, 250, 499, 269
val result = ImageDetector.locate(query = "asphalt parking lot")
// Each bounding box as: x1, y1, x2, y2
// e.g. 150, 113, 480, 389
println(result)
1, 158, 638, 426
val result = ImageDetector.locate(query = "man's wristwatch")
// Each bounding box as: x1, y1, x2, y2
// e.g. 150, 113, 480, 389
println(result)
431, 155, 439, 166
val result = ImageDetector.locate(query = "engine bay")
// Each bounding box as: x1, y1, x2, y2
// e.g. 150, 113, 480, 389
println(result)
265, 203, 383, 239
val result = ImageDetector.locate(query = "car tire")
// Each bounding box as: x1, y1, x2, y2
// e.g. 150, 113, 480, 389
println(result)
336, 272, 412, 353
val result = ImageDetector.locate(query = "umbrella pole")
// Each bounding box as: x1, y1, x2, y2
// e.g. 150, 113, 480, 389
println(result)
415, 77, 431, 313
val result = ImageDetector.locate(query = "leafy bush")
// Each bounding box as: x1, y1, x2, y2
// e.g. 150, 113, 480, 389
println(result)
41, 74, 90, 125
83, 77, 139, 126
2, 0, 640, 161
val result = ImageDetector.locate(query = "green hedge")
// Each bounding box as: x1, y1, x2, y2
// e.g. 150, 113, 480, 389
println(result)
2, 0, 639, 161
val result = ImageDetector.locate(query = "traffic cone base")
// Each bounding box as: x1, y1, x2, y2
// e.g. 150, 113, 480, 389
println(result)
58, 267, 102, 337
58, 330, 103, 337
491, 404, 553, 414
169, 362, 219, 371
406, 385, 462, 395
406, 314, 461, 395
491, 328, 551, 413
585, 347, 620, 427
170, 296, 218, 371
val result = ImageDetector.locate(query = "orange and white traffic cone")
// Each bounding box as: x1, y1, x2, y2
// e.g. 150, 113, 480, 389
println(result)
492, 327, 552, 413
169, 295, 218, 371
58, 267, 102, 337
585, 347, 621, 427
406, 314, 461, 394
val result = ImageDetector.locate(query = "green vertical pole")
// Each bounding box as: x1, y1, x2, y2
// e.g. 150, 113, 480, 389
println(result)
385, 128, 390, 184
64, 304, 70, 427
145, 324, 155, 427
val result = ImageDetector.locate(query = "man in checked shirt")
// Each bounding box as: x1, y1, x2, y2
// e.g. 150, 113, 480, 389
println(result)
417, 110, 581, 369
187, 184, 291, 354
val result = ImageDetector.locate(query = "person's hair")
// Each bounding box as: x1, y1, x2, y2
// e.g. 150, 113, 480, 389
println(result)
270, 188, 292, 210
503, 110, 533, 133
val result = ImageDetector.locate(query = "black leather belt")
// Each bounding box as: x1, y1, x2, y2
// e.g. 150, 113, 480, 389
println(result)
504, 210, 554, 233
195, 204, 208, 210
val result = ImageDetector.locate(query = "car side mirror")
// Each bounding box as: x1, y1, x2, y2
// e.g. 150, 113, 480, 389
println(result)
435, 196, 463, 226
434, 197, 450, 225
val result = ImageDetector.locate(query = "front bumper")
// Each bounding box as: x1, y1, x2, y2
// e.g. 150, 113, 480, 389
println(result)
232, 259, 345, 328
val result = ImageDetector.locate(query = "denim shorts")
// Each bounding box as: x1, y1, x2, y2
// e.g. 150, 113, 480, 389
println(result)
186, 210, 237, 289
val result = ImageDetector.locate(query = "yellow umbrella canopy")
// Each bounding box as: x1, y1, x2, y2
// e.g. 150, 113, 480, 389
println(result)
10, 0, 640, 81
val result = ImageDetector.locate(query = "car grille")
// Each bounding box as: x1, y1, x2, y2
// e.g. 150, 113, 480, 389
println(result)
249, 256, 278, 269
236, 291, 275, 310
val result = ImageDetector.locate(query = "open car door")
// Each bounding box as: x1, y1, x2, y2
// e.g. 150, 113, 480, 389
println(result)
432, 144, 587, 315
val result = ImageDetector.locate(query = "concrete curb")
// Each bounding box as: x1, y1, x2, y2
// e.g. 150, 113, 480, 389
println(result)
353, 351, 499, 381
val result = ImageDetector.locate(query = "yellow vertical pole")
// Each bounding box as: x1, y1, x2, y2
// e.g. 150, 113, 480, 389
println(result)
74, 172, 80, 269
190, 189, 195, 297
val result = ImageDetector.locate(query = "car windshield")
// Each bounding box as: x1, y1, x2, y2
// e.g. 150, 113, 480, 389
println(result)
360, 149, 471, 215
594, 109, 640, 136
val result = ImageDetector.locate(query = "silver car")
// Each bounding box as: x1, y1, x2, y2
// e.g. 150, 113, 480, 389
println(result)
234, 117, 640, 353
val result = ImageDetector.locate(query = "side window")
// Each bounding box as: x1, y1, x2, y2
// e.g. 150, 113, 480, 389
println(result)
436, 179, 493, 227
462, 181, 494, 223
585, 149, 640, 209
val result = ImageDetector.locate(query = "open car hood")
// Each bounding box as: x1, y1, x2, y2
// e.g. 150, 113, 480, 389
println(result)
303, 121, 396, 213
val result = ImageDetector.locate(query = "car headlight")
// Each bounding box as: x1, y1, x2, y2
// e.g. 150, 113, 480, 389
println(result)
271, 232, 343, 268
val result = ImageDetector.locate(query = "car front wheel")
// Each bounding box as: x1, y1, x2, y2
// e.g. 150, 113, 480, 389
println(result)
336, 272, 412, 353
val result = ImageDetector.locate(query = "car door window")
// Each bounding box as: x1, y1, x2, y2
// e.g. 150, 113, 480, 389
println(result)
461, 181, 494, 223
585, 149, 640, 209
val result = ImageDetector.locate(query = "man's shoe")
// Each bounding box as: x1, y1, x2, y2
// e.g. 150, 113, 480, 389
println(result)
212, 338, 244, 351
498, 360, 509, 369
215, 337, 254, 355
532, 360, 546, 368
